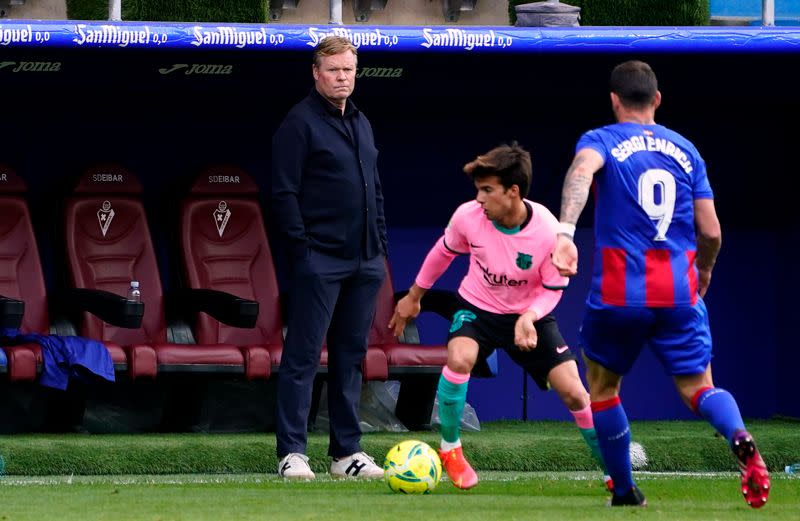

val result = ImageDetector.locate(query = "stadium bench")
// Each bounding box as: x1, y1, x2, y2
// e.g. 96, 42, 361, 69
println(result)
177, 165, 388, 383
0, 164, 174, 455
62, 164, 261, 379
0, 165, 154, 382
0, 165, 46, 381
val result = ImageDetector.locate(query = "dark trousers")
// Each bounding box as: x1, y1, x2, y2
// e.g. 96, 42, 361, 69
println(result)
276, 250, 385, 458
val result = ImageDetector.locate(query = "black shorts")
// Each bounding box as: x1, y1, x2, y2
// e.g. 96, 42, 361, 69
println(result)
447, 295, 577, 390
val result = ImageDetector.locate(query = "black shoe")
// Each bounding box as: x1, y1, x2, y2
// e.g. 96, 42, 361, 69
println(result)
609, 485, 647, 507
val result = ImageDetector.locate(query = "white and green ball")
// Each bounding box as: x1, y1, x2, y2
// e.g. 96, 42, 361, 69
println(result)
383, 440, 442, 494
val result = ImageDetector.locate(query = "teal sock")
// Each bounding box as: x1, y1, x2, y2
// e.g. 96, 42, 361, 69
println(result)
437, 373, 468, 443
580, 427, 608, 473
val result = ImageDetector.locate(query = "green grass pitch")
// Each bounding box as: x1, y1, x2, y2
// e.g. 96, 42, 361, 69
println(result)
1, 472, 798, 520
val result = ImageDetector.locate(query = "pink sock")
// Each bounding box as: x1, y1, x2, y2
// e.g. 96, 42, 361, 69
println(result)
442, 365, 470, 384
571, 403, 594, 429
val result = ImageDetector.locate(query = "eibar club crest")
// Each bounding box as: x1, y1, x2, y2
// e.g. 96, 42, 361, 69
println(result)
97, 200, 115, 237
214, 201, 231, 237
516, 252, 532, 270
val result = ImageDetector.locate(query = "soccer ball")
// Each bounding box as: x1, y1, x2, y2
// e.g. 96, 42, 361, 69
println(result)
629, 441, 648, 470
383, 440, 442, 494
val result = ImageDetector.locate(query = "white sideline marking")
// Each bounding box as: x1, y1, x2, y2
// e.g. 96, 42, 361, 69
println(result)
2, 470, 790, 487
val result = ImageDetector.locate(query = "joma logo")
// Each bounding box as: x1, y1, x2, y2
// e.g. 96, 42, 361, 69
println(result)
0, 61, 61, 73
159, 63, 233, 75
356, 67, 403, 79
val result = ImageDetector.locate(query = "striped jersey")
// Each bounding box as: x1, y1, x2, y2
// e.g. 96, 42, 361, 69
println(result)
576, 122, 713, 308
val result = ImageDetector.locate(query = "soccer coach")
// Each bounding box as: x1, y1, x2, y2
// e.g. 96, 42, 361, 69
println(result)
270, 35, 388, 480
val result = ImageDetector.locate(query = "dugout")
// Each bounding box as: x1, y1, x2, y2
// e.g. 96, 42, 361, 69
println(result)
1, 21, 798, 431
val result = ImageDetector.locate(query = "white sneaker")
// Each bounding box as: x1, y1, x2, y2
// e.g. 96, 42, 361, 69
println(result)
278, 453, 315, 480
330, 451, 384, 479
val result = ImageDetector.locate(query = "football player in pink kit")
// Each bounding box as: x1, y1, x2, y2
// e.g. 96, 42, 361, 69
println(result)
390, 143, 611, 490
552, 60, 770, 507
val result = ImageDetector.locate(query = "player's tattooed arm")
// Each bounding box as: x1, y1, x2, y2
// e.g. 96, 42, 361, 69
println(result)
559, 148, 604, 225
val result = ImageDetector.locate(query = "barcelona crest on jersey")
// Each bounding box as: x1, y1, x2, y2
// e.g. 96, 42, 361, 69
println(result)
516, 252, 532, 270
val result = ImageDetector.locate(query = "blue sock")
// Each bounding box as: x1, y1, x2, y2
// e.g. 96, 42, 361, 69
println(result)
592, 397, 635, 495
693, 387, 745, 443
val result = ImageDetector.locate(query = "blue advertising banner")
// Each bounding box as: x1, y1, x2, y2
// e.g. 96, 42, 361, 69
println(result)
1, 20, 800, 53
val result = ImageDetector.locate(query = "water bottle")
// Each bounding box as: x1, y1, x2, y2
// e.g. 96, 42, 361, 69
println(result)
127, 281, 141, 302
785, 463, 800, 475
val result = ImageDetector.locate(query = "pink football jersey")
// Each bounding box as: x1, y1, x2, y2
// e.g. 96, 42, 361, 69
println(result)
417, 200, 568, 316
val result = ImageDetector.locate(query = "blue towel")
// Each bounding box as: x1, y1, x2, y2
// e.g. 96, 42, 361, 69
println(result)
1, 328, 115, 390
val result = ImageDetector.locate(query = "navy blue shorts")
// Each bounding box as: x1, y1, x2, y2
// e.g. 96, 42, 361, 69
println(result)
580, 299, 712, 376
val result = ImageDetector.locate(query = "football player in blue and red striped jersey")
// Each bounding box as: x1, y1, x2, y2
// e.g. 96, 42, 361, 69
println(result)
552, 60, 769, 509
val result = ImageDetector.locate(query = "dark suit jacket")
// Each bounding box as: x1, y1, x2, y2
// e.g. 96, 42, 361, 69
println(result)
271, 89, 388, 262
